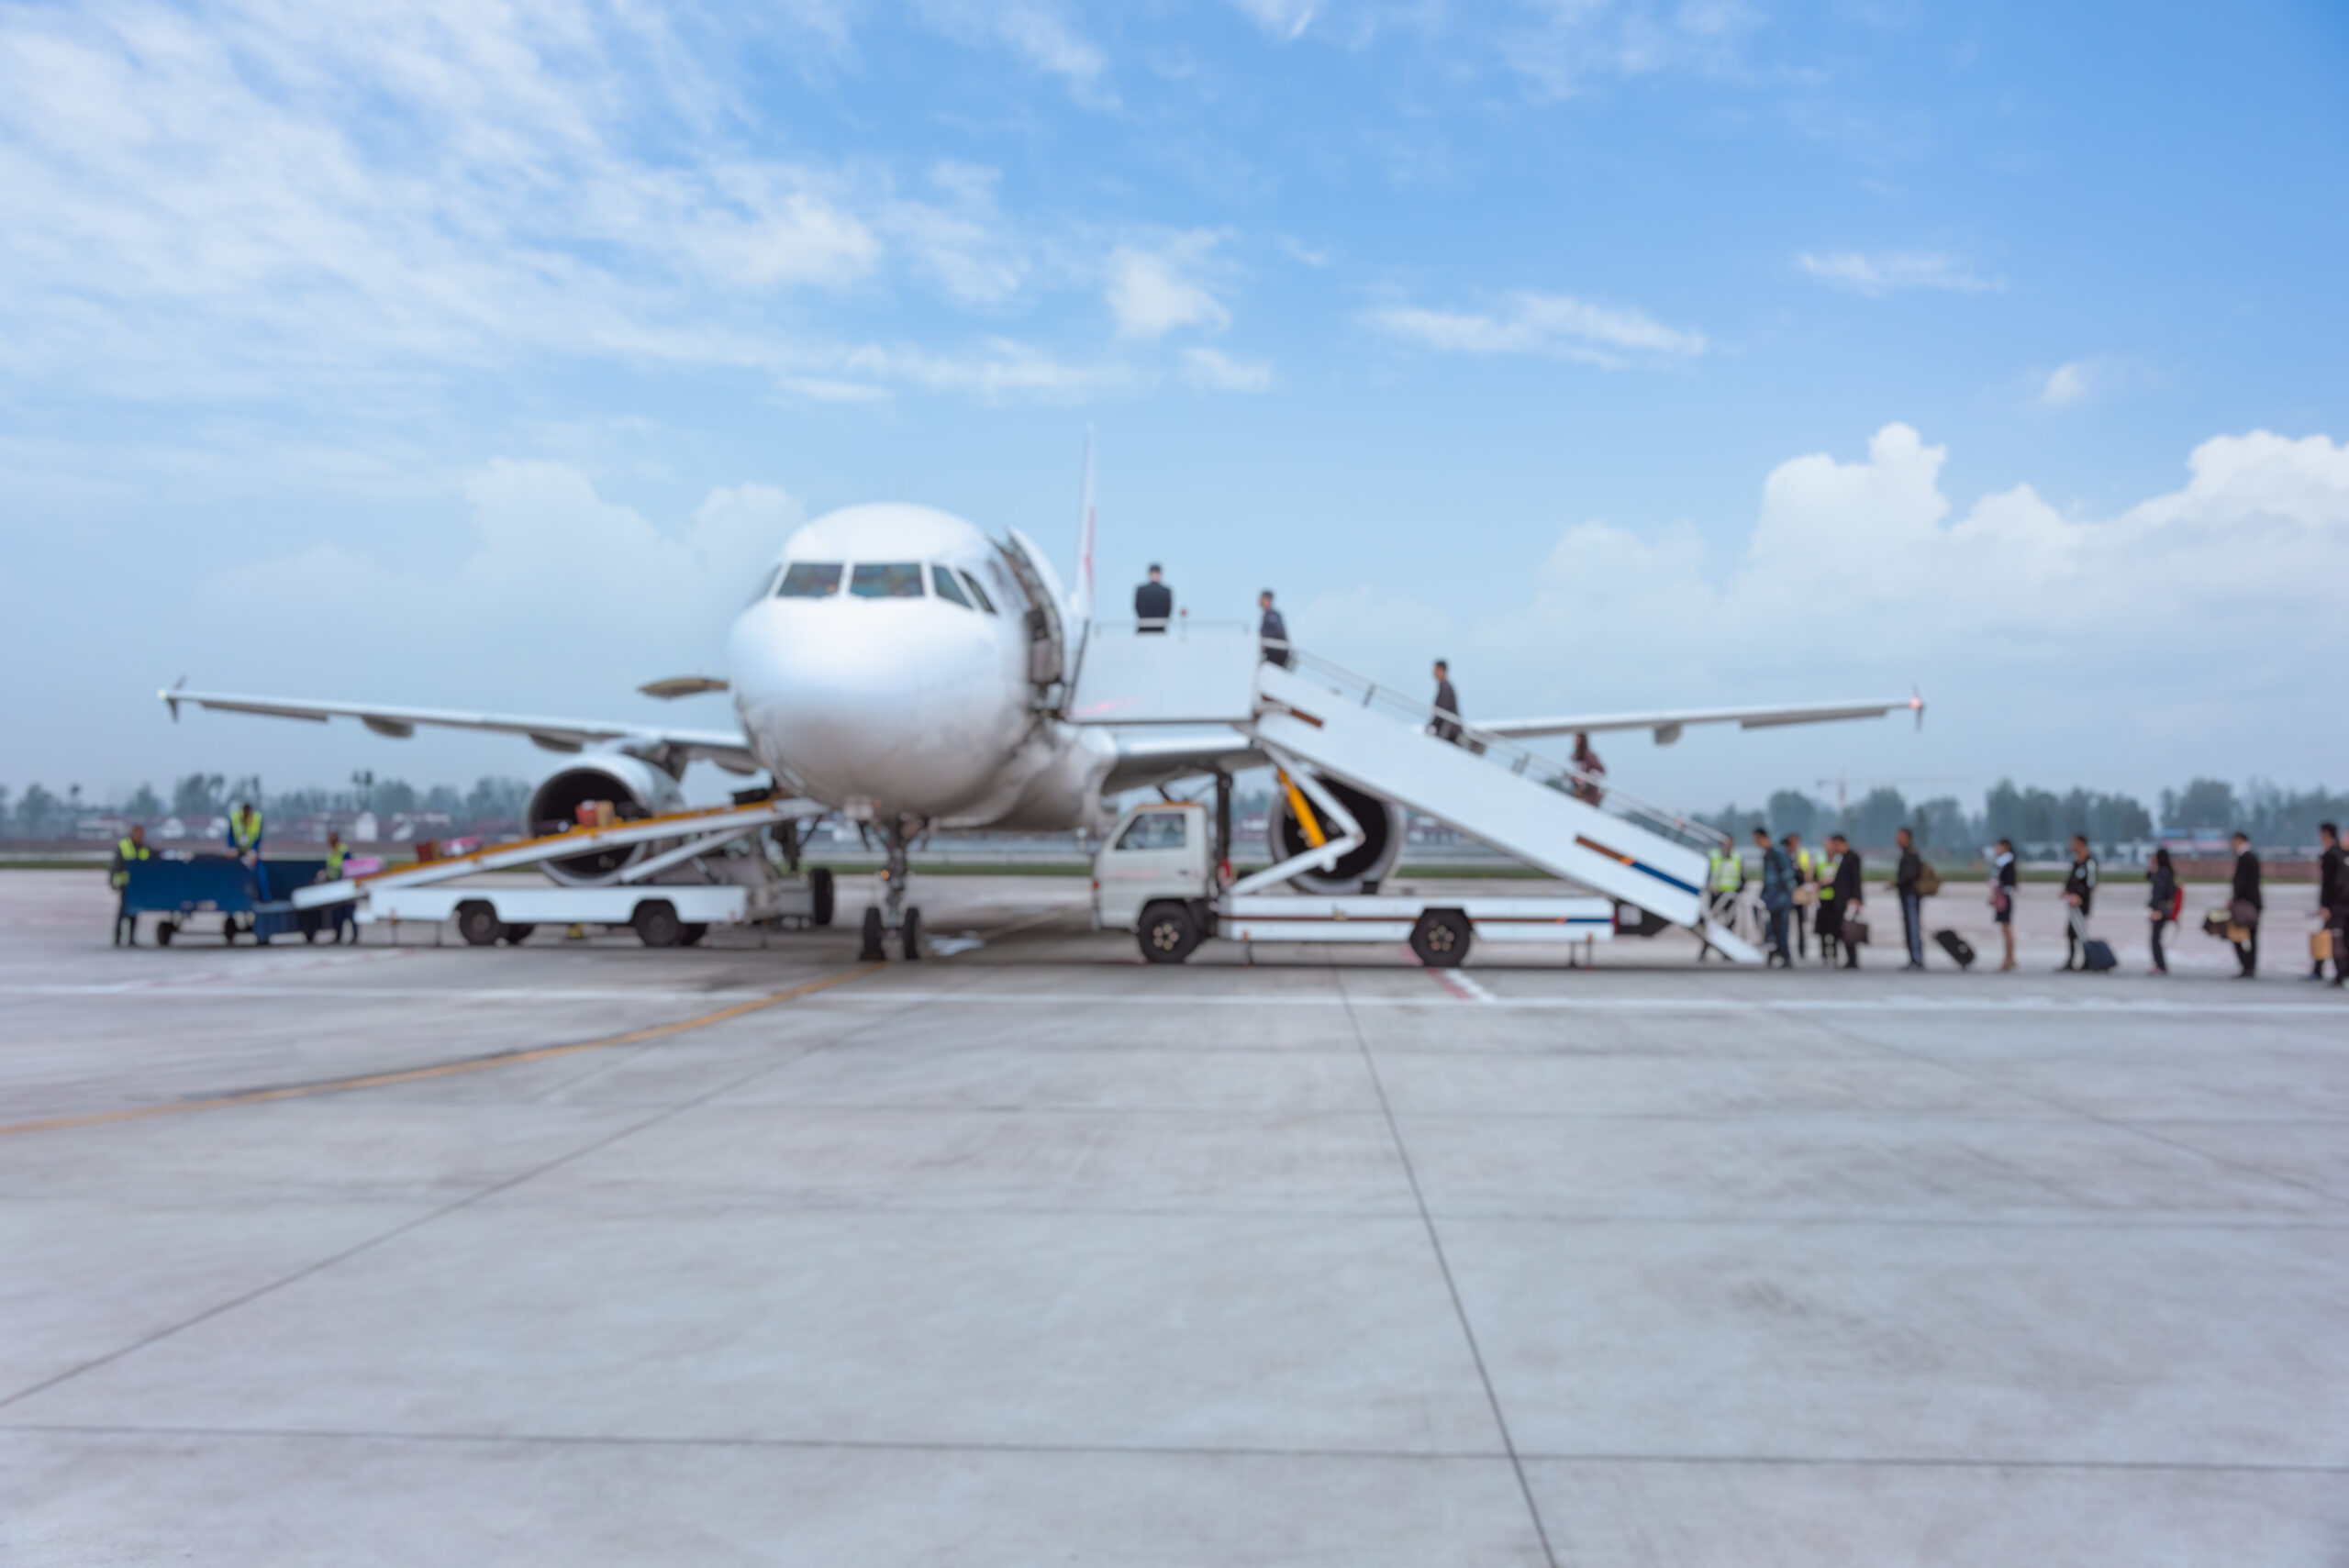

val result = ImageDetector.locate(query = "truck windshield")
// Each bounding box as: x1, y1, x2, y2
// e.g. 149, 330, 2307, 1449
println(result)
850, 562, 926, 598
776, 562, 842, 597
1116, 812, 1189, 850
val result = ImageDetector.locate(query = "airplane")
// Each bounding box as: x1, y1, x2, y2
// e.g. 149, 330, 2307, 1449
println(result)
162, 441, 1922, 955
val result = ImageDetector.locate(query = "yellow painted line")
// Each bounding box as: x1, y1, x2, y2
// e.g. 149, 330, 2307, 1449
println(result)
0, 963, 885, 1140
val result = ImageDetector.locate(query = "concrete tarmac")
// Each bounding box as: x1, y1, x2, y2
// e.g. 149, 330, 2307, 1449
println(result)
2, 869, 2344, 1564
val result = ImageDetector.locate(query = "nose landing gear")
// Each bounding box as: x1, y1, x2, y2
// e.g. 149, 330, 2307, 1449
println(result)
859, 817, 926, 962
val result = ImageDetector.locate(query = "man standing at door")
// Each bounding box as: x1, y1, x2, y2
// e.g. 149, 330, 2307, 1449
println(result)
1134, 564, 1173, 632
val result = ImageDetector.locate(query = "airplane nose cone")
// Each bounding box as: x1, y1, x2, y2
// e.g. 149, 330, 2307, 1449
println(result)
729, 600, 1013, 814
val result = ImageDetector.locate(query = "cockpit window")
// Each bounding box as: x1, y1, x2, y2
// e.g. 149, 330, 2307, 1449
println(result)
850, 562, 926, 599
931, 564, 973, 608
747, 564, 783, 606
776, 562, 842, 598
1115, 810, 1190, 851
959, 569, 996, 614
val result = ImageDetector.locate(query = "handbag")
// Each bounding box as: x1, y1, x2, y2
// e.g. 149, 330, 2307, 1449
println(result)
1843, 917, 1871, 946
1793, 883, 1817, 906
2316, 929, 2336, 962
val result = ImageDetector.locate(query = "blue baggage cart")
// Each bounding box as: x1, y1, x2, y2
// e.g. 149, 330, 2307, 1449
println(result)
120, 855, 351, 946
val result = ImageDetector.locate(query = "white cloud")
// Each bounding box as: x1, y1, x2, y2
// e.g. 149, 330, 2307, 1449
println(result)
916, 1, 1112, 105
1798, 250, 1999, 295
1366, 292, 1707, 367
0, 1, 1094, 403
206, 462, 804, 698
1181, 347, 1274, 393
834, 339, 1137, 402
2040, 361, 2094, 407
1272, 423, 2349, 801
1227, 0, 1320, 41
2034, 356, 2149, 410
1107, 236, 1233, 340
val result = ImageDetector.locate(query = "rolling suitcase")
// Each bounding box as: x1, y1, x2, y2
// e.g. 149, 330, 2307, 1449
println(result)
2081, 939, 2117, 973
1933, 929, 1975, 969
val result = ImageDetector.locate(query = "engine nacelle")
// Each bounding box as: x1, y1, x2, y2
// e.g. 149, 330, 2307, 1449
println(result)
1268, 775, 1406, 893
526, 754, 686, 885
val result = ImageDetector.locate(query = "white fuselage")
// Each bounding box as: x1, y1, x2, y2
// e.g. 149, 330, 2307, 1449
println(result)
724, 504, 1116, 833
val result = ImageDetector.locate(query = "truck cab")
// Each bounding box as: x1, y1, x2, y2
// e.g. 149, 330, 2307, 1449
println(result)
1091, 801, 1213, 955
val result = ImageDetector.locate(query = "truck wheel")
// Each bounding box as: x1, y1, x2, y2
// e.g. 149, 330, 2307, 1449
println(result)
503, 924, 536, 945
808, 867, 835, 927
457, 901, 503, 947
900, 906, 922, 961
1410, 908, 1472, 968
634, 901, 683, 949
679, 923, 708, 947
860, 906, 885, 961
1139, 901, 1199, 964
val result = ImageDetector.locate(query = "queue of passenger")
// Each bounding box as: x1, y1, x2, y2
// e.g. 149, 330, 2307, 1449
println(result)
1128, 579, 2344, 984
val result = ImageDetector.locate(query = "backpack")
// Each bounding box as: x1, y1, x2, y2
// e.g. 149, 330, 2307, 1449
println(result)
1915, 862, 1941, 897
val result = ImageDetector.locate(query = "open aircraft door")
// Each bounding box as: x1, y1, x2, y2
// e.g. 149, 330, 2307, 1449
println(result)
1002, 528, 1072, 695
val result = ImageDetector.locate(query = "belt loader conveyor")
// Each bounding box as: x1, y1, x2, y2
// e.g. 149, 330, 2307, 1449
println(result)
291, 795, 835, 948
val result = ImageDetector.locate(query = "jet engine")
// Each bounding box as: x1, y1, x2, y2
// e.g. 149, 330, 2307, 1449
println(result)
526, 755, 686, 885
1268, 775, 1405, 894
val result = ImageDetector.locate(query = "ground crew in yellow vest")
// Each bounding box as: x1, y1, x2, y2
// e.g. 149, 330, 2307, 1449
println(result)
1699, 843, 1745, 956
319, 829, 356, 941
110, 824, 150, 947
227, 800, 270, 901
1786, 832, 1817, 960
1814, 842, 1844, 967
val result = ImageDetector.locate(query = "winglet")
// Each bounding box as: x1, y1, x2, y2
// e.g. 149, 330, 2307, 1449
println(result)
1909, 686, 1926, 731
1072, 426, 1096, 623
162, 676, 185, 723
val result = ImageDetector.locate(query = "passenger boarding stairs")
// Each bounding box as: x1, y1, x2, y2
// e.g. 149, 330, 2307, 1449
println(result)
1067, 623, 1760, 962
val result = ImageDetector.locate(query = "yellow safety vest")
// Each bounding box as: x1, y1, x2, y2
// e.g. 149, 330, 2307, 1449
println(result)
1709, 851, 1743, 893
324, 842, 347, 878
1817, 853, 1842, 900
1795, 849, 1814, 881
229, 809, 263, 852
112, 837, 150, 889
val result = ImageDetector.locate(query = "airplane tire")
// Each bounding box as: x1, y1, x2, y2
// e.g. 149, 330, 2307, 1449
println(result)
156, 919, 176, 947
633, 901, 683, 949
808, 867, 835, 927
1410, 909, 1472, 969
1139, 901, 1199, 964
457, 901, 503, 947
900, 906, 922, 961
860, 906, 886, 961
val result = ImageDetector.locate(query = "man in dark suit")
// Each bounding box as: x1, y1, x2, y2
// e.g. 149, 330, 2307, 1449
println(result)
1430, 661, 1462, 744
1894, 826, 1926, 969
1134, 564, 1172, 631
1830, 833, 1865, 968
2310, 822, 2344, 985
1258, 590, 1290, 668
2230, 831, 2262, 978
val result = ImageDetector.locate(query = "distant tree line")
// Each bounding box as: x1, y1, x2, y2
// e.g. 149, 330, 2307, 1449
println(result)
0, 774, 534, 838
1697, 777, 2349, 854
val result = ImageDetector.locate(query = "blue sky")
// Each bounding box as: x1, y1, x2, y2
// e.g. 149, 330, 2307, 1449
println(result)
5, 0, 2346, 816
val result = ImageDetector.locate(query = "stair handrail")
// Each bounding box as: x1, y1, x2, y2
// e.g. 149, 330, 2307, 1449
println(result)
1268, 647, 1731, 854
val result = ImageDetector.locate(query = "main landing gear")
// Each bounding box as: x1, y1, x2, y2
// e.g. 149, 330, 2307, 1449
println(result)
858, 819, 925, 962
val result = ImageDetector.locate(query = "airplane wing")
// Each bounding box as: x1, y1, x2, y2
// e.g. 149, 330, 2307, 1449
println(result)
1102, 730, 1266, 795
1482, 695, 1923, 745
161, 685, 762, 774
